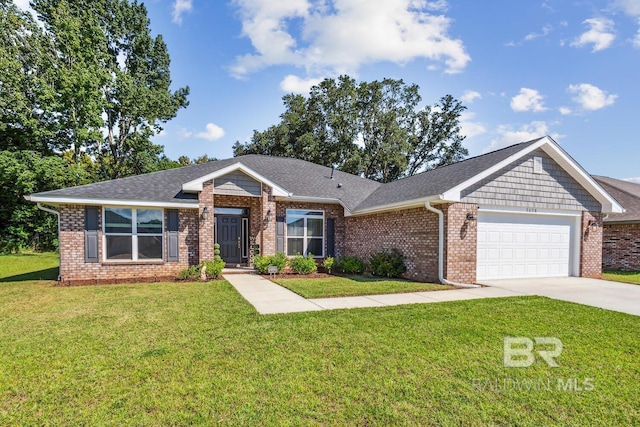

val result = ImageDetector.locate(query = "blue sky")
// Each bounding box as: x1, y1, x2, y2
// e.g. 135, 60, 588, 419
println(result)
16, 0, 640, 181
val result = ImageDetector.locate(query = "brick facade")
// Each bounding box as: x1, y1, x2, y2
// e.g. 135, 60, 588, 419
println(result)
344, 207, 440, 282
58, 205, 198, 285
442, 203, 478, 283
580, 211, 603, 278
198, 180, 215, 261
602, 223, 640, 271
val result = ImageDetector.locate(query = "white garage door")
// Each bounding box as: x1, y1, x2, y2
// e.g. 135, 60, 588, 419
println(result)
477, 212, 576, 280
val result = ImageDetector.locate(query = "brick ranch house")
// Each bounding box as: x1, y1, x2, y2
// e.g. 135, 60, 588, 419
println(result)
593, 176, 640, 271
27, 136, 623, 285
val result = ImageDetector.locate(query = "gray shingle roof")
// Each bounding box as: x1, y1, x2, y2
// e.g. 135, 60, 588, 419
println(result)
29, 139, 549, 212
354, 139, 542, 211
592, 176, 640, 223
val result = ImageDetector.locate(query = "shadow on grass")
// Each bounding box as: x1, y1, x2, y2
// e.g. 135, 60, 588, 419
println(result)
0, 267, 59, 282
343, 275, 408, 283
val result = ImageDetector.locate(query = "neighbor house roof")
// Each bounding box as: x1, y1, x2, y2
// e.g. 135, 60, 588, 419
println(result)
593, 176, 640, 223
27, 136, 624, 214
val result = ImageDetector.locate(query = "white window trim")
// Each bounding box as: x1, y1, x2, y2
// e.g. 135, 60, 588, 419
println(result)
102, 207, 164, 262
286, 209, 325, 258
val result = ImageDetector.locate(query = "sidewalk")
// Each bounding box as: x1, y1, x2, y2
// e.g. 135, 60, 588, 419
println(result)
223, 273, 522, 315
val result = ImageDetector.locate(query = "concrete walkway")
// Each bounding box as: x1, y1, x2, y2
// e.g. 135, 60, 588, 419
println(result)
223, 273, 521, 314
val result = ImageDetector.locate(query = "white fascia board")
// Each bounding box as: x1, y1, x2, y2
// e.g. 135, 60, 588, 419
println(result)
441, 137, 549, 202
24, 195, 198, 209
349, 195, 445, 217
181, 162, 290, 197
275, 195, 352, 216
538, 143, 624, 213
478, 205, 583, 217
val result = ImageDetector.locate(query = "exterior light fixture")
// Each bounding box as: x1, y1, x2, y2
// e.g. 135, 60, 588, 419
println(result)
202, 206, 209, 220
466, 213, 477, 221
588, 219, 598, 230
263, 209, 274, 229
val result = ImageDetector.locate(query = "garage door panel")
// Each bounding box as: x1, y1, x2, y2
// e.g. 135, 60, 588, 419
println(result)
477, 212, 575, 280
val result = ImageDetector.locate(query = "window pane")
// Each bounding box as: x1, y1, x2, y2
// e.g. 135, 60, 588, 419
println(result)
287, 238, 304, 256
105, 208, 132, 233
287, 209, 323, 217
307, 218, 323, 237
287, 217, 304, 236
138, 236, 163, 259
306, 238, 323, 257
106, 235, 132, 259
137, 209, 163, 234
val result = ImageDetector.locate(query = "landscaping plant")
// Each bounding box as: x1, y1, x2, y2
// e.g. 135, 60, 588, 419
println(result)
288, 253, 318, 275
253, 252, 287, 274
369, 248, 407, 278
323, 257, 335, 274
338, 255, 366, 274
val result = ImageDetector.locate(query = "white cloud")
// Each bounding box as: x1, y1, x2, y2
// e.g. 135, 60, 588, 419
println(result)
459, 111, 487, 139
524, 25, 552, 41
280, 75, 323, 94
510, 88, 547, 112
178, 128, 193, 139
571, 17, 616, 52
484, 121, 561, 152
635, 25, 640, 48
623, 177, 640, 184
559, 106, 572, 115
613, 0, 640, 16
568, 83, 617, 111
195, 123, 226, 141
230, 0, 470, 78
13, 0, 31, 10
172, 0, 192, 24
461, 90, 481, 104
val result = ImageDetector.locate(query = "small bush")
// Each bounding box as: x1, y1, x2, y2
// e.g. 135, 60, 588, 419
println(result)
323, 257, 335, 274
177, 265, 201, 280
338, 255, 366, 274
289, 253, 318, 275
369, 248, 406, 278
202, 258, 226, 280
254, 252, 287, 274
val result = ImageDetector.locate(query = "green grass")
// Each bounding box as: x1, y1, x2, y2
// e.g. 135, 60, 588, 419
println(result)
272, 275, 455, 298
603, 270, 640, 285
1, 256, 639, 425
0, 252, 59, 282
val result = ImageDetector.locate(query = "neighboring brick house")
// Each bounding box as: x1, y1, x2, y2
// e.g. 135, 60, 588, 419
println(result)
27, 136, 623, 285
593, 176, 640, 271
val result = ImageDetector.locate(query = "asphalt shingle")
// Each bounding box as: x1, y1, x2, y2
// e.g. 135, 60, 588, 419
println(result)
593, 176, 640, 223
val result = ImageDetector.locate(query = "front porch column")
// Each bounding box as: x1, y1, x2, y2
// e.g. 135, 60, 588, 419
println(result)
198, 179, 214, 262
261, 186, 277, 256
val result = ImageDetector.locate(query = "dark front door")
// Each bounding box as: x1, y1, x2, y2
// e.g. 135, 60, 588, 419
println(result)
217, 215, 241, 264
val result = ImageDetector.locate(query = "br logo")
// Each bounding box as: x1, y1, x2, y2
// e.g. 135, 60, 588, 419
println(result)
503, 337, 563, 368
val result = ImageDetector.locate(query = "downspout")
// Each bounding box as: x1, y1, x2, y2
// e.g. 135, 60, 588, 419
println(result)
36, 203, 61, 281
425, 198, 481, 288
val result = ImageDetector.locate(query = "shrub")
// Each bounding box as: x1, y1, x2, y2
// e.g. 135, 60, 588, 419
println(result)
323, 256, 335, 274
289, 253, 318, 275
253, 252, 287, 274
202, 258, 225, 280
177, 265, 201, 280
369, 248, 406, 278
338, 255, 366, 274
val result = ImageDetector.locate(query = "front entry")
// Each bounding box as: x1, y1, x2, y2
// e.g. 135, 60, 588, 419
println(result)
216, 215, 242, 264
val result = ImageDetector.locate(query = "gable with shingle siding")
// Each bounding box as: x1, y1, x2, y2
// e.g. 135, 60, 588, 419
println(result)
461, 149, 601, 211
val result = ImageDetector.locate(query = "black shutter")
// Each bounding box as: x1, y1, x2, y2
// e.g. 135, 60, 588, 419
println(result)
326, 218, 335, 257
84, 206, 99, 263
167, 209, 179, 262
276, 216, 285, 253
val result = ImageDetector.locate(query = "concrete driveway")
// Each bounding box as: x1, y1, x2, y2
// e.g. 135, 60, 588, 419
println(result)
479, 277, 640, 316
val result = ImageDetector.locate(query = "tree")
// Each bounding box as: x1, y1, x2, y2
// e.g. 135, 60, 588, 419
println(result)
33, 0, 189, 178
234, 76, 468, 182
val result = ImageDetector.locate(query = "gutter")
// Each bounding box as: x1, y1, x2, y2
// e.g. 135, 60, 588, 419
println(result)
424, 197, 481, 288
36, 203, 61, 281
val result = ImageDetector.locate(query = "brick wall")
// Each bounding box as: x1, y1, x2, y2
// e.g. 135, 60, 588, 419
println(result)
442, 203, 478, 283
58, 205, 198, 285
198, 180, 214, 261
580, 211, 603, 278
261, 186, 277, 256
344, 207, 440, 282
276, 201, 346, 258
603, 223, 640, 271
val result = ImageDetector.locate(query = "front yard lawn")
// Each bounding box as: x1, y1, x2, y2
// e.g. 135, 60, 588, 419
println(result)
604, 270, 640, 285
272, 275, 455, 298
1, 255, 639, 425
